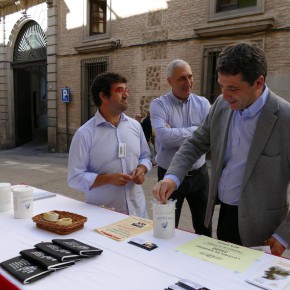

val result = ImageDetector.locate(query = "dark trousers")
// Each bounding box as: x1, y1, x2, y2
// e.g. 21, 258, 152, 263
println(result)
158, 164, 212, 237
217, 202, 242, 245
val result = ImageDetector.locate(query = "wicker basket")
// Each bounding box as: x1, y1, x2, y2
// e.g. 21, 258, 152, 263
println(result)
32, 210, 87, 235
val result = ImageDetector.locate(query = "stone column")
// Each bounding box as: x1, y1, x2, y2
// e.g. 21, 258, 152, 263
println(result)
46, 0, 58, 152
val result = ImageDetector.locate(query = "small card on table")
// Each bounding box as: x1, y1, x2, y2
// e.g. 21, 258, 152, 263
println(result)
128, 238, 157, 251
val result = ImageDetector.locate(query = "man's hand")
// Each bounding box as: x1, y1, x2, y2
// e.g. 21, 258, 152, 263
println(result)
110, 173, 133, 186
152, 179, 176, 203
92, 173, 133, 188
131, 165, 147, 185
264, 236, 286, 256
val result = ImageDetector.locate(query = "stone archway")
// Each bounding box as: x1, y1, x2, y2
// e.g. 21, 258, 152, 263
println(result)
12, 20, 47, 146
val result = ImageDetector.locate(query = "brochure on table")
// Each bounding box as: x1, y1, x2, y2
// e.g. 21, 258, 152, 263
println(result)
96, 216, 153, 241
177, 235, 263, 272
246, 259, 290, 290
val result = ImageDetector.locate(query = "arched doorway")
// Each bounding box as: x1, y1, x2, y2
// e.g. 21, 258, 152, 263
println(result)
12, 20, 47, 146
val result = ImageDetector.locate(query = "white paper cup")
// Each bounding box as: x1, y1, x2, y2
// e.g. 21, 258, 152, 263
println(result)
13, 186, 33, 218
152, 199, 176, 239
0, 183, 11, 212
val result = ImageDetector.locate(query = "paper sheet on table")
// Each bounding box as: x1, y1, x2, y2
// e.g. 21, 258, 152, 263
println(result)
96, 216, 153, 241
11, 185, 57, 201
31, 187, 57, 201
176, 235, 263, 272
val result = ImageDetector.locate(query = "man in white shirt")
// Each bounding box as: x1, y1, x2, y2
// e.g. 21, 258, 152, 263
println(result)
68, 72, 151, 217
150, 59, 211, 235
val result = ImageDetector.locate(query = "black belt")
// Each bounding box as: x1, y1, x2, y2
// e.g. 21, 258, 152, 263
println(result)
220, 201, 238, 210
185, 163, 206, 176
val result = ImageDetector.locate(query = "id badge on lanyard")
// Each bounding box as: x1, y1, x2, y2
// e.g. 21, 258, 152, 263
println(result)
118, 142, 127, 158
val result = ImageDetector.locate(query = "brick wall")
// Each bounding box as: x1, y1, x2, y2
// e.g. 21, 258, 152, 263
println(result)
1, 0, 290, 150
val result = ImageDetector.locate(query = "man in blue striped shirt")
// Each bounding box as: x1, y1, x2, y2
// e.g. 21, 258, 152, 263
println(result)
150, 59, 211, 236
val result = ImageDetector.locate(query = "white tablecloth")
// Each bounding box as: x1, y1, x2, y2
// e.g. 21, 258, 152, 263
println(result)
0, 195, 283, 290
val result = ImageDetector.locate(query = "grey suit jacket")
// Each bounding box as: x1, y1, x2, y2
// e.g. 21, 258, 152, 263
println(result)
167, 90, 290, 247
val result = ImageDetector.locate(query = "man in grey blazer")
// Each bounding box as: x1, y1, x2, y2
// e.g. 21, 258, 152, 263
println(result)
152, 42, 290, 256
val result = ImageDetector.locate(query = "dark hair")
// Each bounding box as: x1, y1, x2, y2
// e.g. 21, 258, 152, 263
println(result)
90, 72, 127, 107
216, 42, 267, 86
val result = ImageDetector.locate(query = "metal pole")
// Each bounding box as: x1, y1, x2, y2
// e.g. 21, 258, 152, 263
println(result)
66, 102, 69, 152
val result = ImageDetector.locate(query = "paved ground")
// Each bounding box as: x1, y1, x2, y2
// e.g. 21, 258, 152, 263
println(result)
0, 139, 219, 236
2, 140, 290, 258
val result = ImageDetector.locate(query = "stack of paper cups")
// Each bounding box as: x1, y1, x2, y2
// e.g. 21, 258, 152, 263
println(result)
13, 186, 33, 218
152, 199, 176, 239
0, 183, 11, 212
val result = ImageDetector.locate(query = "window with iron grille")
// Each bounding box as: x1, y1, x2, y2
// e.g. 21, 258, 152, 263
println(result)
216, 0, 257, 12
209, 0, 263, 20
13, 20, 47, 64
90, 0, 107, 35
202, 47, 223, 104
202, 40, 263, 104
81, 58, 109, 123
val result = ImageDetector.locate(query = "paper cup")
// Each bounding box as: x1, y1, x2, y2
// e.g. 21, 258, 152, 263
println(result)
0, 183, 11, 212
152, 199, 176, 239
13, 186, 33, 218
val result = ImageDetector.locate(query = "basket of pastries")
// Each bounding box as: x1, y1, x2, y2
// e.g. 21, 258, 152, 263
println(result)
32, 210, 87, 235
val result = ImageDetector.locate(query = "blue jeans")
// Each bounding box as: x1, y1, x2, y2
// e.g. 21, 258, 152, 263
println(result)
158, 164, 212, 237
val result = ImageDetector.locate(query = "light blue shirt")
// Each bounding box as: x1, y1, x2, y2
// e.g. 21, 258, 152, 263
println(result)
150, 91, 211, 173
67, 110, 151, 218
218, 85, 269, 205
218, 85, 287, 248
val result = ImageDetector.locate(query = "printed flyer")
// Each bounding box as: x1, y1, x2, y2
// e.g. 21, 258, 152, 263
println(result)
176, 235, 263, 272
96, 216, 153, 241
246, 259, 290, 290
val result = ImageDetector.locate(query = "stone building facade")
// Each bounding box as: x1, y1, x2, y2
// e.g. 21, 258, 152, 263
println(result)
0, 0, 290, 152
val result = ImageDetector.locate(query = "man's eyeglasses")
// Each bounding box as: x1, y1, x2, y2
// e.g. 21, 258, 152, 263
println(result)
111, 87, 129, 94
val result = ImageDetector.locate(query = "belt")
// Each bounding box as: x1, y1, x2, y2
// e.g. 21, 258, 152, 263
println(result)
185, 163, 206, 176
220, 201, 238, 209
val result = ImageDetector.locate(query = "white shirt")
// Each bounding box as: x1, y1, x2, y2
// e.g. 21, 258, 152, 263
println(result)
67, 110, 151, 217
